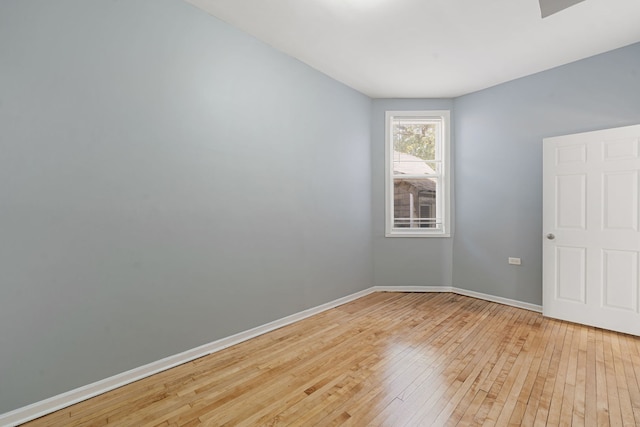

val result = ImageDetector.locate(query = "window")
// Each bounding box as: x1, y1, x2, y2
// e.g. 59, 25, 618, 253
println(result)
385, 110, 451, 237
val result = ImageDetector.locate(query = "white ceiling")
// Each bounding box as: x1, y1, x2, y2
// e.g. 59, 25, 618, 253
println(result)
185, 0, 640, 98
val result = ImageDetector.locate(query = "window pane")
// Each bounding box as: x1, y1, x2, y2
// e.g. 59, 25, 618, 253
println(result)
393, 178, 439, 228
393, 151, 439, 175
392, 120, 438, 164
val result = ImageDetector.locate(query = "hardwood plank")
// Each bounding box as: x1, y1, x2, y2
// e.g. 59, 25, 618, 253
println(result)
620, 334, 640, 422
574, 327, 588, 425
504, 316, 554, 426
603, 330, 624, 426
20, 292, 640, 427
558, 323, 580, 425
518, 319, 560, 425
532, 319, 568, 426
545, 323, 575, 425
479, 313, 538, 426
584, 328, 598, 426
611, 333, 636, 425
595, 328, 612, 427
473, 311, 534, 425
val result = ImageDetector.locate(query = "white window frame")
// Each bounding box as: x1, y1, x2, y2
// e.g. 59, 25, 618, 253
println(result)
385, 110, 451, 237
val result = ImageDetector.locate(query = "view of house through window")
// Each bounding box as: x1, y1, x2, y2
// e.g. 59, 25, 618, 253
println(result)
386, 111, 450, 237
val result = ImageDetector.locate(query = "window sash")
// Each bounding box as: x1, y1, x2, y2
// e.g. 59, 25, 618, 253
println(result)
392, 176, 443, 231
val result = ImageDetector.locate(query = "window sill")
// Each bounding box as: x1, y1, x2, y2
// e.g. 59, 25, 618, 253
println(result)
385, 232, 451, 238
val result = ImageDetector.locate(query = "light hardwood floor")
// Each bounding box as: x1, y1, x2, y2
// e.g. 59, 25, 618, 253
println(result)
23, 292, 640, 426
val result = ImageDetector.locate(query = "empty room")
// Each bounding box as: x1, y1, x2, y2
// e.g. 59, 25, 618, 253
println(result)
2, 0, 640, 425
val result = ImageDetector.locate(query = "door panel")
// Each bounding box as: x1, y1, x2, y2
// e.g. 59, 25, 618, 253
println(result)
602, 249, 638, 312
543, 124, 640, 336
603, 138, 638, 160
556, 143, 587, 165
602, 171, 638, 231
555, 246, 587, 303
556, 174, 586, 229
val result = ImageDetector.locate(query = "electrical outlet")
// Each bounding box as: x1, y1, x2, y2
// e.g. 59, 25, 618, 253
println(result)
508, 257, 521, 265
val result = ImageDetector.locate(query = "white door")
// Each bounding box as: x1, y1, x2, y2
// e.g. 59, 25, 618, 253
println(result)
543, 124, 640, 336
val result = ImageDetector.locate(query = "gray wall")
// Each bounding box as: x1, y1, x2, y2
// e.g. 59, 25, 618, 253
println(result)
452, 42, 640, 305
0, 0, 372, 413
371, 99, 454, 288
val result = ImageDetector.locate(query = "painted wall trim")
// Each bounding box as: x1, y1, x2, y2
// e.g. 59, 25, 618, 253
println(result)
450, 287, 542, 313
373, 286, 542, 313
372, 285, 453, 293
0, 287, 375, 427
0, 286, 540, 426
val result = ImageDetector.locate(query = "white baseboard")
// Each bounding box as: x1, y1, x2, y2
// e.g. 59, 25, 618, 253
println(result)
0, 287, 375, 427
373, 285, 542, 313
451, 287, 542, 313
0, 285, 540, 426
372, 285, 453, 293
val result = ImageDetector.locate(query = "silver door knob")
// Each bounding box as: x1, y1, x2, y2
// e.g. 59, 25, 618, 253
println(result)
546, 233, 555, 240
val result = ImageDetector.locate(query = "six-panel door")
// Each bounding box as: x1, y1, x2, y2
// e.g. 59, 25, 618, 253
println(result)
543, 124, 640, 336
